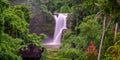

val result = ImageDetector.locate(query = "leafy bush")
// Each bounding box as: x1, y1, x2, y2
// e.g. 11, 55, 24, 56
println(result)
106, 40, 120, 60
0, 33, 23, 60
78, 15, 102, 47
85, 41, 98, 60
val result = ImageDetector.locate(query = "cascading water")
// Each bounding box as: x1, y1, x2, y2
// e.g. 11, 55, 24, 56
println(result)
44, 13, 68, 47
52, 14, 67, 45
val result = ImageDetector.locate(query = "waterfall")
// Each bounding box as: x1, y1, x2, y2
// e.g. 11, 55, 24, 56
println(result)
44, 13, 68, 46
52, 14, 67, 45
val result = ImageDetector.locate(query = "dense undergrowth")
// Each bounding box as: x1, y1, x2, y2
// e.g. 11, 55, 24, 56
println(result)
1, 0, 120, 60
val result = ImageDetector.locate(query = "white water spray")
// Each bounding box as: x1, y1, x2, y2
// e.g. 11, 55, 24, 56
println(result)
45, 13, 67, 46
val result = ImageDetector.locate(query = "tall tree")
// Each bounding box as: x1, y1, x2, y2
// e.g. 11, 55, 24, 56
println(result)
97, 15, 106, 60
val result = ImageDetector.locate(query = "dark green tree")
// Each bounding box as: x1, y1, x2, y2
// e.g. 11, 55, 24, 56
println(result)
0, 0, 47, 60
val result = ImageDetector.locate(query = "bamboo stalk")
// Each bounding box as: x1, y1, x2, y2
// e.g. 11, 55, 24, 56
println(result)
97, 15, 106, 60
114, 22, 118, 43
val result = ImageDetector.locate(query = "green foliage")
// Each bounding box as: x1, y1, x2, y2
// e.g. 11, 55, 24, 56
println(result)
97, 0, 120, 21
59, 34, 85, 60
63, 35, 85, 48
0, 0, 9, 35
3, 7, 29, 37
40, 48, 48, 60
60, 5, 72, 13
85, 41, 98, 60
0, 0, 47, 60
106, 40, 120, 60
13, 4, 32, 23
97, 0, 119, 14
27, 33, 47, 47
45, 0, 73, 13
0, 0, 9, 12
58, 48, 84, 60
67, 0, 98, 33
78, 15, 102, 47
103, 28, 114, 52
74, 0, 98, 14
0, 33, 23, 60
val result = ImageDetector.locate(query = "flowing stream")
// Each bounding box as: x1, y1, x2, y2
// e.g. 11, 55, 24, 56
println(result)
44, 13, 68, 47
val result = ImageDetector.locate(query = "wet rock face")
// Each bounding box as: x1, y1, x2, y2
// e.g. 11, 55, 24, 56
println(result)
66, 14, 75, 30
29, 13, 54, 37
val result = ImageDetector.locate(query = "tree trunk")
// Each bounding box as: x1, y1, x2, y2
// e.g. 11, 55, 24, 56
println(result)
114, 23, 118, 43
72, 58, 74, 60
97, 15, 106, 60
117, 0, 120, 6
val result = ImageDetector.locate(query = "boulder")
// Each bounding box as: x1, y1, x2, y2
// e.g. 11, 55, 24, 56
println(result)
19, 43, 44, 60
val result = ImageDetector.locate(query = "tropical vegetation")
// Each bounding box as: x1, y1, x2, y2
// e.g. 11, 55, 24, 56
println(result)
1, 0, 120, 60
